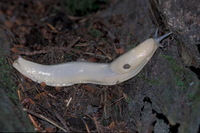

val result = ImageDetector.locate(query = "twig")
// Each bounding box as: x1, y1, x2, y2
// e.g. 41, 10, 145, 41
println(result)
28, 114, 42, 132
107, 96, 125, 106
17, 89, 22, 101
103, 89, 107, 119
84, 52, 108, 59
96, 47, 112, 60
92, 116, 105, 133
46, 23, 62, 34
75, 43, 89, 47
16, 49, 49, 55
23, 108, 68, 132
66, 97, 72, 107
53, 109, 70, 131
81, 118, 91, 133
65, 37, 80, 53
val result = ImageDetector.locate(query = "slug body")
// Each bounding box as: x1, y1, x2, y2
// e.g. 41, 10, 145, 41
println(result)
13, 33, 172, 87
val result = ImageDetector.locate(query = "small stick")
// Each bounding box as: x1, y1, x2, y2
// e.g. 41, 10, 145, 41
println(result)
84, 52, 108, 59
53, 109, 70, 131
28, 114, 42, 131
17, 89, 22, 101
81, 118, 91, 133
23, 108, 68, 132
107, 96, 125, 106
65, 37, 80, 53
66, 97, 72, 107
46, 23, 62, 34
96, 47, 112, 60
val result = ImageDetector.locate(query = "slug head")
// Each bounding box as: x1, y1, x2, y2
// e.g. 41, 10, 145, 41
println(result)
109, 38, 157, 74
109, 32, 172, 74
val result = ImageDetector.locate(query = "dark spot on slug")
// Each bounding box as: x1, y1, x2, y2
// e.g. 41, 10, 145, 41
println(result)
123, 64, 130, 69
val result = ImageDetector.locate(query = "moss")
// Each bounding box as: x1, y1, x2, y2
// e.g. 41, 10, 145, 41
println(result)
65, 53, 75, 62
101, 119, 108, 126
89, 27, 102, 38
187, 93, 199, 102
64, 0, 109, 16
125, 96, 132, 104
137, 73, 161, 85
159, 54, 183, 73
160, 54, 200, 105
0, 57, 18, 102
159, 54, 189, 90
176, 80, 186, 87
159, 54, 174, 61
186, 81, 200, 103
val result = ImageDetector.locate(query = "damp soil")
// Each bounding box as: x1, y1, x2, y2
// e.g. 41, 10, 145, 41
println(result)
0, 0, 199, 132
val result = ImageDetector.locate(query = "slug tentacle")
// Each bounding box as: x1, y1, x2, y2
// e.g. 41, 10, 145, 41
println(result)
154, 32, 173, 47
153, 28, 159, 38
13, 32, 172, 87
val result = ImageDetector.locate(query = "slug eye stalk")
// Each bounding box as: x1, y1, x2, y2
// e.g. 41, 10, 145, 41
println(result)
154, 32, 173, 47
154, 32, 173, 43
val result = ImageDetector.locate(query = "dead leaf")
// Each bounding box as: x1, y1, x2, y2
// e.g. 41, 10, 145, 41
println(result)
87, 57, 97, 62
11, 47, 19, 53
108, 121, 116, 129
19, 26, 28, 32
14, 18, 23, 25
83, 85, 96, 93
24, 81, 31, 88
13, 44, 25, 48
6, 9, 13, 15
45, 127, 56, 132
123, 92, 128, 100
5, 20, 13, 29
96, 51, 102, 55
40, 82, 46, 88
26, 79, 34, 85
115, 48, 125, 54
27, 98, 35, 105
35, 92, 48, 99
22, 97, 35, 105
55, 86, 62, 91
28, 114, 43, 132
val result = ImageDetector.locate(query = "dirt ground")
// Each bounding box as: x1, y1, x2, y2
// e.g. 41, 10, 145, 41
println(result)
0, 0, 199, 132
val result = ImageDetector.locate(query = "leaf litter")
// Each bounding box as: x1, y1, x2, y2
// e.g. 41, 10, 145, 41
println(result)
1, 0, 132, 132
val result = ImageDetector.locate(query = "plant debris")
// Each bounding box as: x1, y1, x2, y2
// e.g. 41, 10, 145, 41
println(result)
0, 0, 131, 132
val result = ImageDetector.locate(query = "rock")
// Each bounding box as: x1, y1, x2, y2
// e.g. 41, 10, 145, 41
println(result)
0, 26, 34, 132
98, 0, 200, 132
151, 0, 200, 68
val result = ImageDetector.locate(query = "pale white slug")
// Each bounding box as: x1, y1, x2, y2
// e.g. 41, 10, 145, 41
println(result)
13, 32, 172, 87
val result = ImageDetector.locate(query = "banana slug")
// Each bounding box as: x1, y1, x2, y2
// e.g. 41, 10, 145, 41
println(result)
13, 32, 172, 87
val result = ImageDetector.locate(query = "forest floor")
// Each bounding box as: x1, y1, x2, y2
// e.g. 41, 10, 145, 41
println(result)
1, 0, 133, 132
1, 0, 199, 133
